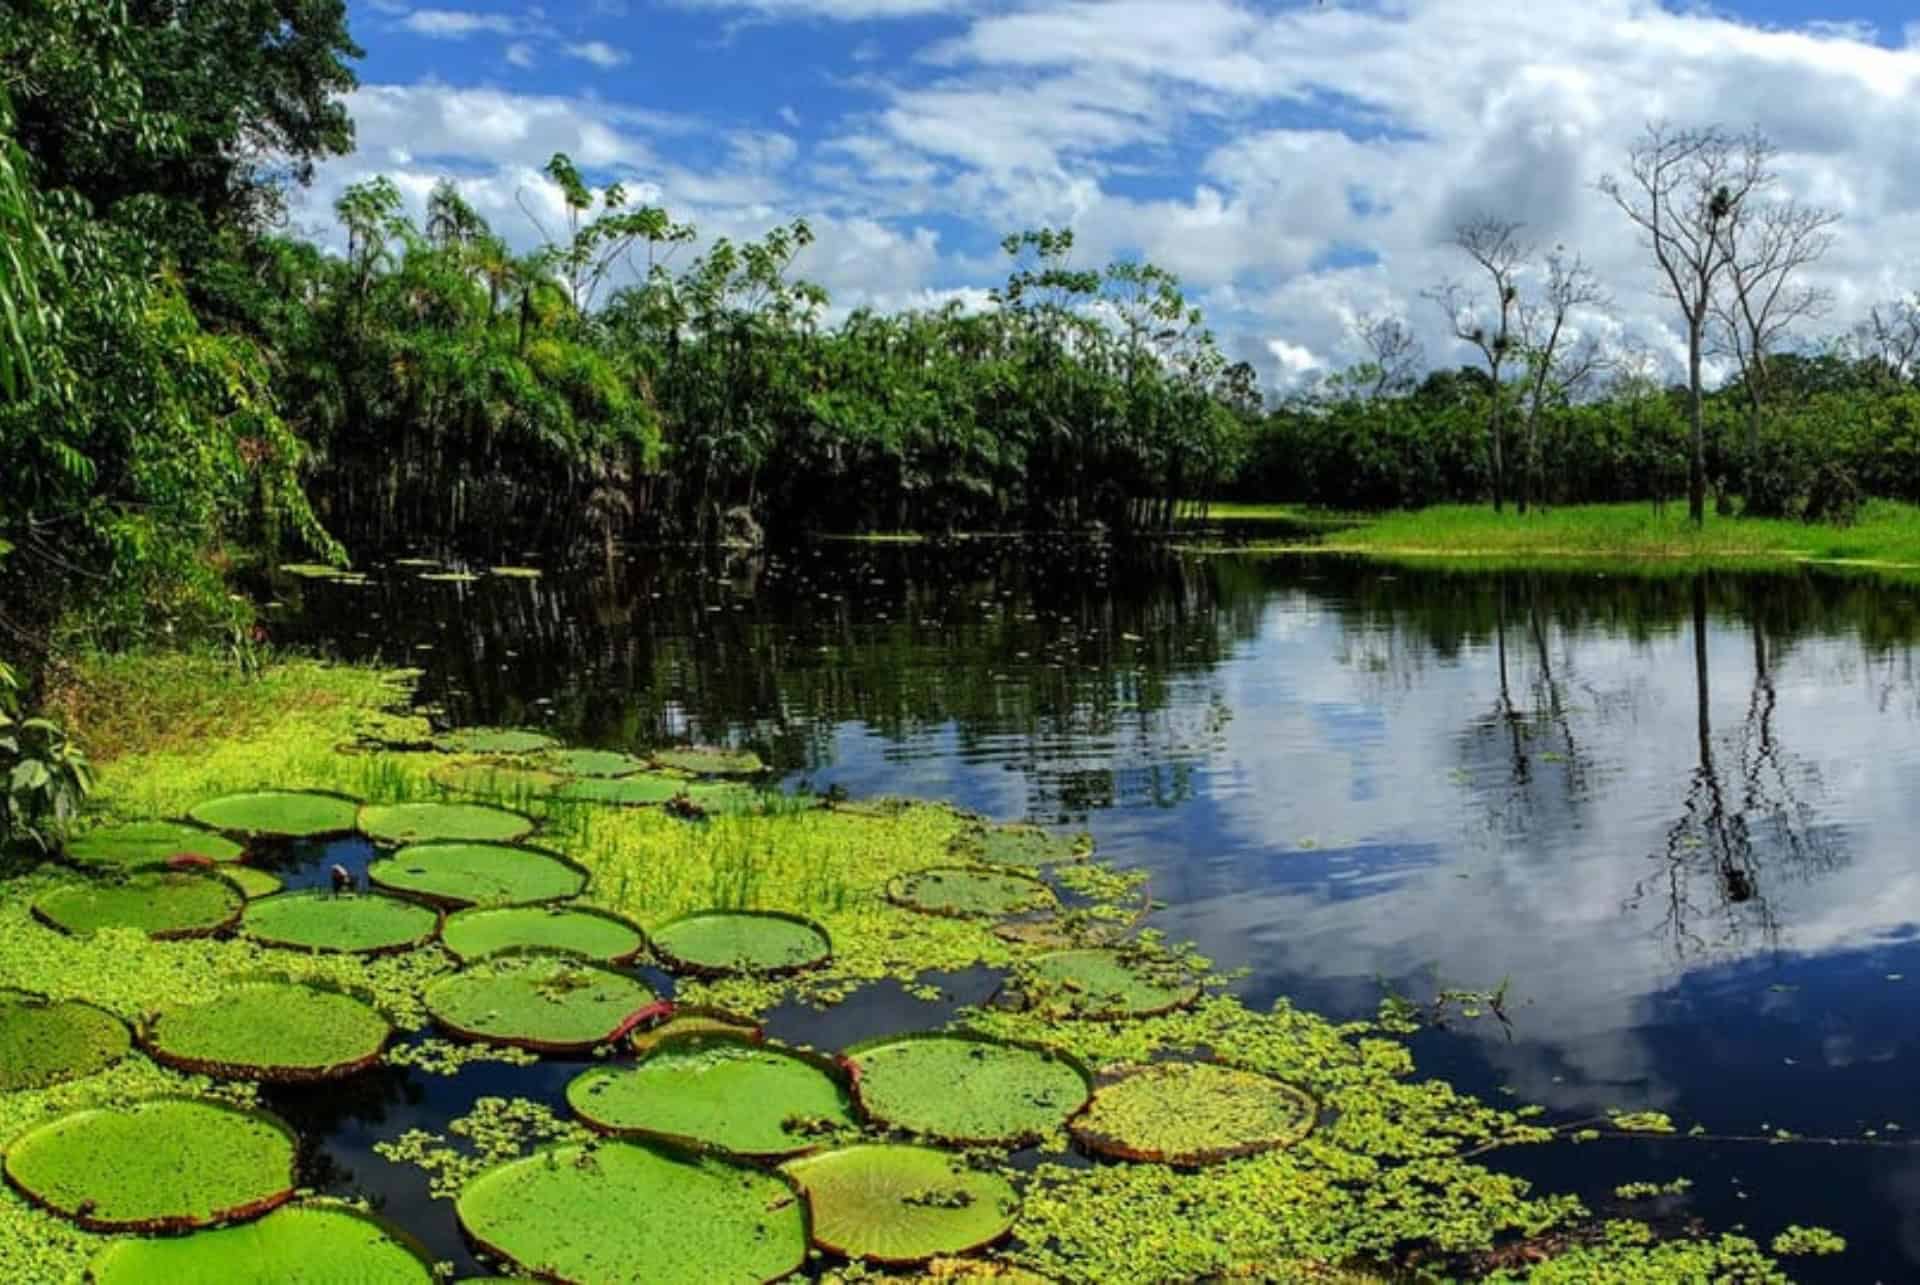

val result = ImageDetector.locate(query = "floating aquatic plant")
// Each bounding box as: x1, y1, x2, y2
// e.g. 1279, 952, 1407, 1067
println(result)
0, 993, 131, 1090
431, 728, 558, 755
1021, 948, 1200, 1020
32, 869, 244, 939
947, 823, 1091, 869
187, 790, 363, 839
886, 866, 1058, 919
142, 980, 392, 1081
62, 820, 243, 869
425, 954, 662, 1054
629, 1006, 763, 1054
85, 1199, 437, 1283
455, 1140, 808, 1282
649, 910, 831, 976
1069, 1062, 1317, 1166
784, 1143, 1018, 1265
3, 1097, 297, 1231
843, 1032, 1091, 1146
240, 890, 441, 956
536, 748, 650, 778
650, 746, 767, 777
429, 761, 566, 797
357, 800, 534, 846
225, 865, 286, 899
550, 774, 760, 811
567, 1032, 855, 1159
368, 841, 588, 907
441, 904, 644, 964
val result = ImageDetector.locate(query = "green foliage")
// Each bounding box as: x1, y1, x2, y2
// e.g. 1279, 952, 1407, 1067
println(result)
0, 666, 91, 850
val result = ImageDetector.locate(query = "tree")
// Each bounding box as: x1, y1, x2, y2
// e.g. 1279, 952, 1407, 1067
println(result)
1515, 248, 1608, 512
1353, 314, 1423, 397
1600, 123, 1772, 523
1427, 217, 1529, 511
1851, 297, 1920, 390
1711, 195, 1837, 466
0, 91, 60, 401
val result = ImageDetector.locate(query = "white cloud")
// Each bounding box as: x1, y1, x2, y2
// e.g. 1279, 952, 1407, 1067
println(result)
566, 40, 631, 68
397, 8, 518, 38
505, 41, 536, 68
778, 105, 802, 128
677, 0, 977, 16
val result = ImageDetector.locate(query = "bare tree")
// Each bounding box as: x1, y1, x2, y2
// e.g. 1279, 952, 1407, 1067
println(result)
1600, 124, 1773, 523
1712, 197, 1838, 462
1353, 313, 1424, 397
1516, 248, 1609, 512
1426, 217, 1530, 512
1852, 297, 1920, 389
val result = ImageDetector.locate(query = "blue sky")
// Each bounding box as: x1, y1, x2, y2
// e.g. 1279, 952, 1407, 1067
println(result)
317, 1, 1920, 387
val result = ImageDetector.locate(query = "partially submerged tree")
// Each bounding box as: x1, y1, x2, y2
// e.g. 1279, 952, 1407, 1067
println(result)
1426, 217, 1530, 511
1600, 124, 1772, 523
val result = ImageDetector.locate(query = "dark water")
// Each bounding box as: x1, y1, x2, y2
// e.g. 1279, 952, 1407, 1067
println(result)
272, 539, 1920, 1281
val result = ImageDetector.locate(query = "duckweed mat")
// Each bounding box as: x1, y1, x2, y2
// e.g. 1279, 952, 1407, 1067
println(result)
357, 801, 535, 846
430, 761, 566, 797
3, 1098, 297, 1231
547, 773, 699, 807
32, 870, 244, 939
844, 1033, 1091, 1146
431, 728, 558, 755
368, 841, 587, 907
649, 910, 831, 976
143, 982, 392, 1081
241, 890, 441, 955
886, 866, 1058, 919
568, 1034, 854, 1159
63, 820, 243, 868
947, 823, 1091, 868
783, 1144, 1018, 1265
0, 995, 131, 1091
650, 746, 766, 777
1023, 948, 1201, 1019
441, 904, 644, 964
455, 1141, 807, 1282
187, 790, 362, 839
425, 955, 661, 1053
86, 1200, 436, 1284
1069, 1062, 1317, 1166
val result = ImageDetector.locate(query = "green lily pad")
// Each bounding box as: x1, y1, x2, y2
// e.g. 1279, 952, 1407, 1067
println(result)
650, 746, 766, 777
650, 911, 831, 977
1069, 1062, 1317, 1166
3, 1097, 297, 1232
63, 820, 243, 869
548, 774, 758, 810
629, 1007, 762, 1055
425, 955, 662, 1054
277, 563, 345, 579
537, 748, 650, 778
489, 566, 543, 580
886, 867, 1057, 919
568, 1034, 855, 1159
87, 1199, 436, 1283
783, 1144, 1017, 1265
0, 995, 131, 1090
430, 761, 567, 797
241, 891, 441, 956
456, 1140, 807, 1283
947, 823, 1091, 868
226, 866, 286, 899
1024, 949, 1201, 1020
33, 870, 244, 939
142, 982, 392, 1081
418, 571, 480, 584
358, 801, 534, 846
188, 790, 362, 839
844, 1033, 1091, 1146
369, 841, 588, 907
432, 728, 558, 755
442, 904, 644, 964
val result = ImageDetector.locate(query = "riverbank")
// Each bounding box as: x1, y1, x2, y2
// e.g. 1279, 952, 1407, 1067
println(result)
0, 652, 1827, 1281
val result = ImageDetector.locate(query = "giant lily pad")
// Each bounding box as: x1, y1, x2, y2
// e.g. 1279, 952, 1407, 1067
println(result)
456, 1140, 807, 1283
650, 911, 831, 977
886, 867, 1057, 919
369, 841, 587, 907
143, 982, 391, 1081
64, 820, 243, 869
358, 801, 534, 846
432, 728, 558, 755
629, 1007, 762, 1055
241, 890, 440, 956
844, 1033, 1090, 1146
650, 746, 766, 777
0, 994, 131, 1090
568, 1034, 855, 1159
537, 748, 650, 778
87, 1199, 435, 1283
3, 1098, 297, 1232
783, 1144, 1017, 1265
33, 870, 243, 939
442, 904, 644, 964
549, 775, 757, 810
947, 823, 1090, 868
187, 790, 362, 839
226, 866, 285, 899
1023, 948, 1200, 1020
430, 761, 566, 798
425, 955, 662, 1054
1069, 1062, 1317, 1166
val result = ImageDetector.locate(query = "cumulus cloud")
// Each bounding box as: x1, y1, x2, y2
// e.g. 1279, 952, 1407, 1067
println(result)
565, 40, 631, 68
397, 8, 519, 38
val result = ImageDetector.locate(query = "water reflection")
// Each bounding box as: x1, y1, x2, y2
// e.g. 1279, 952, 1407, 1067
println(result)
280, 545, 1920, 1278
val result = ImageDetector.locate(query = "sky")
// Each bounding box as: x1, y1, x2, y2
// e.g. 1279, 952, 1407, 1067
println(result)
312, 0, 1920, 391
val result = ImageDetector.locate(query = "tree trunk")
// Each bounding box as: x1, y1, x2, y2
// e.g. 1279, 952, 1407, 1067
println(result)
1488, 387, 1506, 514
1688, 318, 1706, 525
